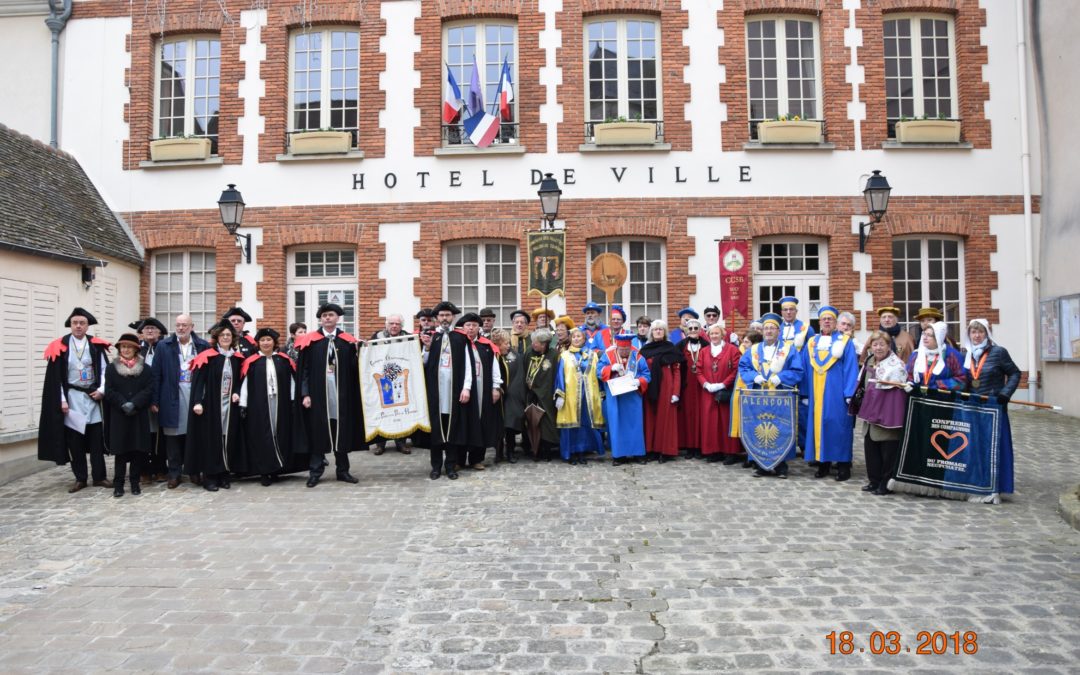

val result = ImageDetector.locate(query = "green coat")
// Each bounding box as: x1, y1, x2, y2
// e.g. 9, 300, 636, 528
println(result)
523, 347, 559, 444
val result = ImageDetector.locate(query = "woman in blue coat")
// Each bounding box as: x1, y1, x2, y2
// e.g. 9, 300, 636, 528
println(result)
963, 319, 1020, 495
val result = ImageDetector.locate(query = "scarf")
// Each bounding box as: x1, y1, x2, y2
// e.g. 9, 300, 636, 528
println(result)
962, 318, 994, 371
639, 339, 685, 403
912, 321, 948, 380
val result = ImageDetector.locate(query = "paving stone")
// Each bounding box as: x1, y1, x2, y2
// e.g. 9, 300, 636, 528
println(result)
0, 410, 1075, 673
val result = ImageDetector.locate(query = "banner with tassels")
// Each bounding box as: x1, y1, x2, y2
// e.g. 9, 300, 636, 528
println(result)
359, 335, 430, 441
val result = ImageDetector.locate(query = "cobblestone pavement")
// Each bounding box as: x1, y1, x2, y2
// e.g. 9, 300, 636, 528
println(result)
0, 408, 1077, 674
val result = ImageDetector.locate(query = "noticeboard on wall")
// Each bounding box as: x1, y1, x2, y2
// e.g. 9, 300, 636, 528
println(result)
1040, 299, 1060, 362
1059, 295, 1080, 362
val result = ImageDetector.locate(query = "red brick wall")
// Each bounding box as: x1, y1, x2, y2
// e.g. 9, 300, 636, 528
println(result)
125, 194, 1029, 338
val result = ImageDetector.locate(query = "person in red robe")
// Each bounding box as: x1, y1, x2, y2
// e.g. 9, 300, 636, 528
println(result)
676, 318, 707, 458
696, 323, 742, 463
639, 320, 685, 463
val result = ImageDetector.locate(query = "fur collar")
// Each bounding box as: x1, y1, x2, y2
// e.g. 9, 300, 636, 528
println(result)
113, 355, 145, 377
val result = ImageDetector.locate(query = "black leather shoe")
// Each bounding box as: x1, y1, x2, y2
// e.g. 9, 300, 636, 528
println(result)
203, 483, 219, 492
874, 486, 892, 496
723, 455, 741, 466
814, 466, 830, 479
835, 469, 851, 482
447, 470, 459, 480
337, 472, 359, 484
306, 476, 319, 488
777, 471, 788, 480
742, 460, 754, 468
705, 454, 721, 463
260, 475, 273, 486
429, 470, 440, 480
861, 483, 878, 492
220, 479, 231, 490
753, 468, 770, 477
506, 452, 517, 464
113, 485, 124, 498
130, 482, 141, 495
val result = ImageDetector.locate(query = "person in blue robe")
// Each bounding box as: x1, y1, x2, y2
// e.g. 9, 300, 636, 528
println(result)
738, 313, 804, 478
802, 306, 860, 481
554, 328, 605, 464
597, 334, 651, 464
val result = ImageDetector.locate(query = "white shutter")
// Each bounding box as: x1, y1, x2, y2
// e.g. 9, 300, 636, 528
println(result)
93, 273, 118, 341
0, 278, 59, 434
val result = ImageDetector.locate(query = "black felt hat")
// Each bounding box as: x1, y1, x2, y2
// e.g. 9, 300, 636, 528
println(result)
221, 307, 253, 323
433, 301, 461, 316
65, 307, 97, 327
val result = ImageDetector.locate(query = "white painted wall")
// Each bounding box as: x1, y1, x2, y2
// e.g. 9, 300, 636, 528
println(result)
686, 217, 729, 320
0, 13, 53, 143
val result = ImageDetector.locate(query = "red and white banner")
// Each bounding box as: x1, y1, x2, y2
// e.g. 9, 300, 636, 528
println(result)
719, 240, 749, 319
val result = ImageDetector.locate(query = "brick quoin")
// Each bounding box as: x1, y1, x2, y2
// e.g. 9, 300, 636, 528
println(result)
126, 195, 1029, 338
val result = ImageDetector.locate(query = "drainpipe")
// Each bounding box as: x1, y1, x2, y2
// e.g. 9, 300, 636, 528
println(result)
1016, 0, 1038, 401
45, 0, 73, 148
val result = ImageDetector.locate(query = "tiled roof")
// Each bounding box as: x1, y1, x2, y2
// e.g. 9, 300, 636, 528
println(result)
0, 122, 142, 266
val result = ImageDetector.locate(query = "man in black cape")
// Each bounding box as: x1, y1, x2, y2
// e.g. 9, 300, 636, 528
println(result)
240, 328, 309, 485
221, 306, 257, 357
458, 312, 503, 470
38, 307, 113, 492
420, 301, 482, 479
296, 302, 363, 487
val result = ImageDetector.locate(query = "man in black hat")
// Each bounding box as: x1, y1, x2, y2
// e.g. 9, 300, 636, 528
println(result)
296, 302, 363, 487
421, 301, 481, 479
458, 312, 502, 470
221, 307, 257, 357
479, 307, 497, 339
415, 308, 435, 335
38, 308, 113, 492
136, 317, 168, 482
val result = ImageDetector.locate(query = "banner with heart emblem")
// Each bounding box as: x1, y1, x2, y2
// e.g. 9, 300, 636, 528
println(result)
892, 389, 1006, 503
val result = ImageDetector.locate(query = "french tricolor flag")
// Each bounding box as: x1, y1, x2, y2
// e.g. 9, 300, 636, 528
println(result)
443, 64, 462, 124
463, 109, 500, 148
498, 57, 514, 121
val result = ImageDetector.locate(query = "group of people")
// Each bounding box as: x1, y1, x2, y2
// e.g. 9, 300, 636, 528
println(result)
38, 295, 1020, 498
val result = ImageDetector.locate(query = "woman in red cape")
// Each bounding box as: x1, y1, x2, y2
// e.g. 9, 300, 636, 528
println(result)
640, 321, 685, 463
696, 323, 742, 463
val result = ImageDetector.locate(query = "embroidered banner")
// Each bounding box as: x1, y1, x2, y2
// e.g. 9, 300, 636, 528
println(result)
719, 239, 749, 318
359, 335, 430, 441
892, 390, 1004, 503
738, 389, 798, 470
527, 230, 566, 298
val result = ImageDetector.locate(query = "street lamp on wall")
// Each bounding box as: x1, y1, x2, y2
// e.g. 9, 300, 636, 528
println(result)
537, 172, 562, 229
218, 183, 250, 263
859, 170, 892, 253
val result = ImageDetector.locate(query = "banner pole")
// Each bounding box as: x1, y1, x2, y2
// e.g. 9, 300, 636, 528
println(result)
878, 381, 1061, 410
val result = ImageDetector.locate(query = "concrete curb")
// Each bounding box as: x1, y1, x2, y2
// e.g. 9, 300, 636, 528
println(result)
1058, 484, 1080, 532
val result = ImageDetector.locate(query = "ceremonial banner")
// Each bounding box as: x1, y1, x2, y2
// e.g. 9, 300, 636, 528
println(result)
892, 390, 1005, 504
719, 240, 749, 318
738, 389, 798, 471
359, 335, 430, 441
527, 231, 565, 298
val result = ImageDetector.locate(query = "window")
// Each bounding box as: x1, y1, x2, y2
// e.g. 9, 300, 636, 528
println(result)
156, 36, 220, 153
884, 15, 956, 137
746, 16, 821, 139
443, 243, 519, 326
152, 251, 217, 333
753, 238, 828, 330
288, 248, 358, 335
585, 17, 660, 123
290, 29, 360, 145
892, 237, 965, 343
587, 239, 664, 320
443, 22, 517, 146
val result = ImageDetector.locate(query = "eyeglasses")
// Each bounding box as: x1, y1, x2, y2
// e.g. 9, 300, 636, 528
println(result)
688, 327, 700, 331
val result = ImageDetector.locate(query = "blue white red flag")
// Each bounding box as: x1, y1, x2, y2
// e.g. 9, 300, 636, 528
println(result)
498, 57, 514, 121
463, 110, 500, 148
442, 64, 462, 124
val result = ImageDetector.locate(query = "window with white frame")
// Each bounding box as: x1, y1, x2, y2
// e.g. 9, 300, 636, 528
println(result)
883, 15, 956, 137
443, 22, 517, 145
156, 36, 220, 152
152, 251, 217, 333
585, 17, 661, 124
745, 15, 821, 139
753, 238, 828, 330
892, 237, 965, 343
443, 243, 519, 326
287, 248, 358, 335
289, 28, 360, 145
588, 239, 664, 321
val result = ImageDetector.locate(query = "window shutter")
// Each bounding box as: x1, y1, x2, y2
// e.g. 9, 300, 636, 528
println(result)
0, 279, 58, 433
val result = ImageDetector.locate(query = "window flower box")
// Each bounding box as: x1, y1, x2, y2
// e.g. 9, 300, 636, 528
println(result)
289, 130, 353, 155
593, 121, 657, 146
757, 120, 823, 144
895, 119, 961, 143
149, 137, 212, 162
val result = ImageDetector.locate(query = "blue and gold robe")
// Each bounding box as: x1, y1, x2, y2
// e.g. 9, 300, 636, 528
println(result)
803, 333, 859, 463
597, 346, 651, 458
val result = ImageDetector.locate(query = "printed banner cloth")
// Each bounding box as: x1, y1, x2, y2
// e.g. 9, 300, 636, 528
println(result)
527, 231, 566, 298
359, 335, 431, 441
892, 390, 1006, 504
738, 389, 798, 471
719, 240, 749, 318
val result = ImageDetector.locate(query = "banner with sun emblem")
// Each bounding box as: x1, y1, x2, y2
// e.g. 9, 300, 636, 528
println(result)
359, 335, 430, 441
738, 389, 798, 470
